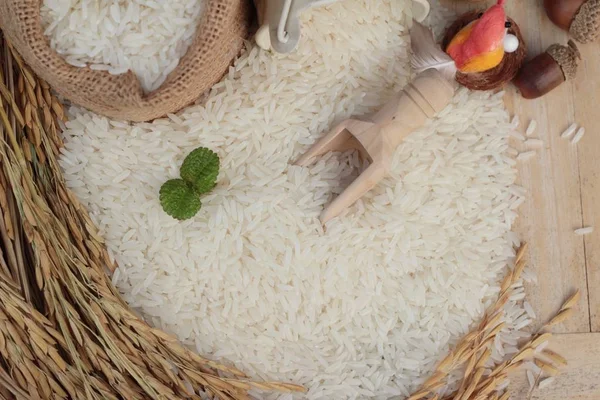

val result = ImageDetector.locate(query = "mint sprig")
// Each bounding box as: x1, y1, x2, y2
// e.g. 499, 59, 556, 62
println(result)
160, 147, 220, 220
180, 147, 219, 195
160, 179, 201, 220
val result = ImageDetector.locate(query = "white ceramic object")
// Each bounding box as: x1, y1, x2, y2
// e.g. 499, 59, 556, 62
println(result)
255, 25, 272, 51
503, 33, 519, 53
255, 0, 339, 53
255, 0, 431, 53
412, 0, 431, 23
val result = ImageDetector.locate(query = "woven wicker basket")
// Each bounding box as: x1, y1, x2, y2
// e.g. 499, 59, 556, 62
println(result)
0, 27, 572, 400
0, 0, 251, 122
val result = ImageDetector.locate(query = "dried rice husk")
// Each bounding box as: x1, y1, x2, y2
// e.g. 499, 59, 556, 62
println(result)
408, 244, 579, 400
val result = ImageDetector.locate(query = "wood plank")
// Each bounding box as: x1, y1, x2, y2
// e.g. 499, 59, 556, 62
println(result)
504, 0, 590, 334
571, 38, 600, 332
510, 333, 600, 399
446, 0, 591, 333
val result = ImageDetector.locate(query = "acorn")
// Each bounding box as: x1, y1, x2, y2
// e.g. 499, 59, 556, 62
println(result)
544, 0, 600, 43
513, 40, 581, 99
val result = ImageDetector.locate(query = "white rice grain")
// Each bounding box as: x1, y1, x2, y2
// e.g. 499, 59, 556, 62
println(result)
539, 377, 555, 390
524, 301, 537, 319
525, 361, 542, 376
575, 226, 594, 235
496, 379, 510, 392
510, 131, 526, 141
511, 115, 520, 128
525, 139, 543, 149
572, 127, 586, 144
561, 123, 577, 139
526, 120, 537, 136
535, 340, 550, 353
517, 151, 536, 161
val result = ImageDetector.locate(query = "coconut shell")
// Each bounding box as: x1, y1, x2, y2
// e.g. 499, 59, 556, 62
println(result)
441, 11, 527, 91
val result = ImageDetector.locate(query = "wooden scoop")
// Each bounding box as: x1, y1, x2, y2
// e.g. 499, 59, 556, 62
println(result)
295, 69, 456, 223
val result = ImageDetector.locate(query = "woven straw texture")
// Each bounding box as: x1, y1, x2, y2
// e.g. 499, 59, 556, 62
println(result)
0, 0, 251, 122
442, 11, 526, 92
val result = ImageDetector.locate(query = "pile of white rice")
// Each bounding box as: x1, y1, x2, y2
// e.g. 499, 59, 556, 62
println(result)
41, 0, 205, 92
58, 1, 533, 398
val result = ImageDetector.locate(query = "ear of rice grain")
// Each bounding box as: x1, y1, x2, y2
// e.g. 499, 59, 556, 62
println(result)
561, 290, 581, 311
541, 350, 568, 367
571, 127, 585, 144
545, 308, 574, 327
560, 123, 577, 139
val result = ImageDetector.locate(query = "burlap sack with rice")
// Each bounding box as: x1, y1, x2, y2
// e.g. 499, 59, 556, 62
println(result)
0, 0, 251, 122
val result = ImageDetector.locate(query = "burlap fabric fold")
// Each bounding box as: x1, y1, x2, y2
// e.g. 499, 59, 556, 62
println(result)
0, 0, 251, 122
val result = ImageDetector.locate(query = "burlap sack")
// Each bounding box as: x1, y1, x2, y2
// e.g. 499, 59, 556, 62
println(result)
0, 0, 251, 122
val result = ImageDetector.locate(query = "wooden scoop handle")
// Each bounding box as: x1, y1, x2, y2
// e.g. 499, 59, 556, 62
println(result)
352, 69, 455, 162
374, 69, 456, 150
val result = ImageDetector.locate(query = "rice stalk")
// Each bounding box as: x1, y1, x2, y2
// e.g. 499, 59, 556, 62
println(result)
543, 308, 574, 328
409, 245, 580, 400
0, 31, 304, 399
526, 370, 543, 400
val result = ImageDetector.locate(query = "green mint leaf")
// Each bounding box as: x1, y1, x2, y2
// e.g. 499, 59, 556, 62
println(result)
159, 179, 201, 220
180, 147, 220, 195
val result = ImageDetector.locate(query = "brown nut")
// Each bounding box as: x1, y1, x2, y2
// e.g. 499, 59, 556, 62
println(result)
513, 41, 580, 99
513, 53, 565, 99
544, 0, 600, 43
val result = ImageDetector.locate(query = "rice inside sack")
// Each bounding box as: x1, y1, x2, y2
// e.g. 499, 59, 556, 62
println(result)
40, 0, 206, 93
0, 0, 250, 121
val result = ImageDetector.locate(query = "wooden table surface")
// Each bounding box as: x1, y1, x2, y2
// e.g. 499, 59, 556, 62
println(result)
445, 0, 600, 397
